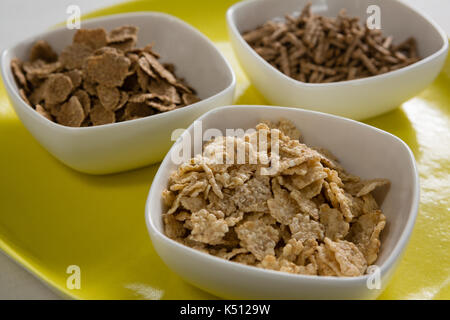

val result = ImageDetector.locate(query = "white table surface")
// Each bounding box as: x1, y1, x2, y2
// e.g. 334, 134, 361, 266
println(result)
0, 0, 448, 300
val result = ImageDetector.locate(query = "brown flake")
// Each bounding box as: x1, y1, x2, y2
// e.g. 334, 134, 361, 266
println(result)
147, 101, 176, 112
108, 38, 136, 52
65, 69, 83, 88
35, 104, 52, 121
19, 89, 31, 105
47, 103, 62, 117
56, 96, 85, 127
116, 91, 129, 111
148, 80, 181, 103
23, 60, 63, 82
73, 89, 91, 116
136, 66, 150, 91
164, 214, 187, 239
44, 73, 73, 105
30, 40, 58, 62
182, 92, 200, 106
11, 59, 28, 90
142, 51, 177, 85
124, 102, 153, 120
108, 25, 138, 43
138, 56, 156, 78
128, 93, 159, 103
97, 84, 120, 110
73, 28, 108, 50
60, 43, 93, 70
90, 101, 116, 126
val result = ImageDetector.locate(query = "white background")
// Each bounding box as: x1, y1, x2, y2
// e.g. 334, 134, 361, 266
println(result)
0, 0, 449, 299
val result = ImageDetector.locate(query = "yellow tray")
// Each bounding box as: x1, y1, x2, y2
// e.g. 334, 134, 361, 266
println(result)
0, 0, 449, 300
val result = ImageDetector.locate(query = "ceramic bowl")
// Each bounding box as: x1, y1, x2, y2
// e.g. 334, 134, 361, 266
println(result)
1, 12, 235, 174
226, 0, 448, 120
145, 105, 419, 299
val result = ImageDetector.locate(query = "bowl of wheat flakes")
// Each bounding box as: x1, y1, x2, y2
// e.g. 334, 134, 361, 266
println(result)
145, 105, 419, 299
1, 12, 235, 174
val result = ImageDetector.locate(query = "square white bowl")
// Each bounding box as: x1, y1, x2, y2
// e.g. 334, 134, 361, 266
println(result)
226, 0, 448, 120
145, 105, 419, 299
1, 12, 235, 174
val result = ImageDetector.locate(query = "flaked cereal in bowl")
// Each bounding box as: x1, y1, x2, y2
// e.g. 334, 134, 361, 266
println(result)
146, 105, 419, 299
1, 13, 235, 174
226, 0, 448, 119
11, 25, 200, 127
161, 119, 389, 277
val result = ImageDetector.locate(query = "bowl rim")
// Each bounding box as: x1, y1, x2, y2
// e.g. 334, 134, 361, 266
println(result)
226, 0, 449, 88
145, 104, 420, 284
0, 11, 236, 132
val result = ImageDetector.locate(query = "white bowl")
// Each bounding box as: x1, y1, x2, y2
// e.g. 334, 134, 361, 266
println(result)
145, 105, 419, 299
226, 0, 448, 120
1, 12, 235, 174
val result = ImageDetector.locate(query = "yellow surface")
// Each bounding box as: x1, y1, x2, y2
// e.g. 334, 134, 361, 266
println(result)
0, 0, 449, 300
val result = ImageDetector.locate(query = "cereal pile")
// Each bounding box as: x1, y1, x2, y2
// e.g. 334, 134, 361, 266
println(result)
243, 3, 420, 83
162, 120, 390, 277
11, 26, 200, 127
